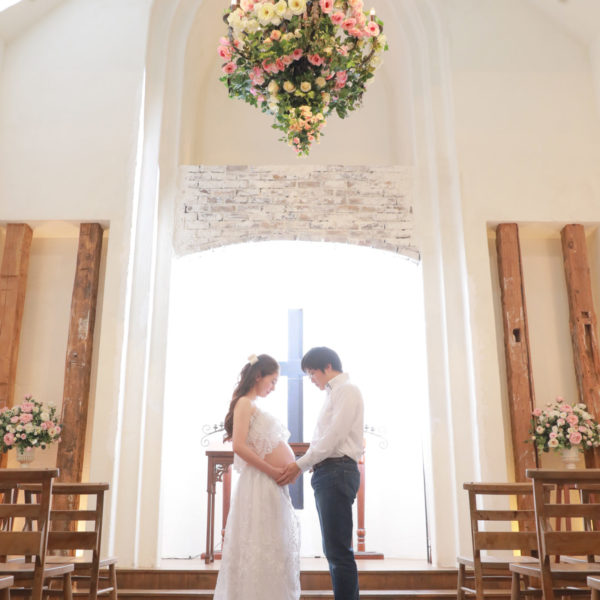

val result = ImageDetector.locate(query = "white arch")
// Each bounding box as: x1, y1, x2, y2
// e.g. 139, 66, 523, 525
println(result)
98, 0, 495, 567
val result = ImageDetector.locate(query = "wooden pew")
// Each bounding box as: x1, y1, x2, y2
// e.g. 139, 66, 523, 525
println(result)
510, 469, 600, 600
587, 576, 600, 600
457, 482, 539, 600
0, 469, 73, 600
0, 575, 13, 600
21, 482, 117, 600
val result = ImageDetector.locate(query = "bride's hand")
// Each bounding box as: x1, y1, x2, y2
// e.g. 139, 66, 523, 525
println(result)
269, 465, 285, 481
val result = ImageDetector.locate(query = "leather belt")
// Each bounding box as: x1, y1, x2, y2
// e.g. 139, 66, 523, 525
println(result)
313, 455, 356, 470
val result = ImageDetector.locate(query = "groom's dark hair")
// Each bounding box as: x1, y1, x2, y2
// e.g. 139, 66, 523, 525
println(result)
301, 347, 342, 373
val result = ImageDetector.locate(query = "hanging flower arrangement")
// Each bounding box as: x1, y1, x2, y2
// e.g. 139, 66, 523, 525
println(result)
218, 0, 388, 156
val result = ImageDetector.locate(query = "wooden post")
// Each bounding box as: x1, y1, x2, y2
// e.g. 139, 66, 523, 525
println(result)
56, 223, 103, 484
560, 224, 600, 467
496, 224, 539, 486
0, 224, 33, 467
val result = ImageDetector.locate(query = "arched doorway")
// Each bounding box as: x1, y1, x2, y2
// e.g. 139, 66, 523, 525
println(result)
160, 240, 429, 559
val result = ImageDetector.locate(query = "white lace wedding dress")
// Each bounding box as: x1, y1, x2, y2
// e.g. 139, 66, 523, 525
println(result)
213, 408, 301, 600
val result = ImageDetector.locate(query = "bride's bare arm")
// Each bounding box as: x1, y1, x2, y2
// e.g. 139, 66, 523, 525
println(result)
232, 397, 284, 480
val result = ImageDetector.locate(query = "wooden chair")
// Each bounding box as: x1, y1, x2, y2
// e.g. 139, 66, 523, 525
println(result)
0, 575, 14, 600
457, 482, 540, 600
0, 468, 73, 600
21, 483, 117, 600
510, 469, 600, 600
588, 576, 600, 600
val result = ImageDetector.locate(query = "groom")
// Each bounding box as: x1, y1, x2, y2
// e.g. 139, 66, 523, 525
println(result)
278, 346, 364, 600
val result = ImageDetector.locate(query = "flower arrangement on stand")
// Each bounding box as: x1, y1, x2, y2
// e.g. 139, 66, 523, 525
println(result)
0, 395, 62, 465
218, 0, 388, 155
529, 398, 600, 467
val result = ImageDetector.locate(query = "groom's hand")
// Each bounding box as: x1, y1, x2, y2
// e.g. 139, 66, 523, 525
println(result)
277, 462, 301, 486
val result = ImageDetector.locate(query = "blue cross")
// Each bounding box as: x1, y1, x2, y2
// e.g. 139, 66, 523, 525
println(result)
279, 308, 304, 508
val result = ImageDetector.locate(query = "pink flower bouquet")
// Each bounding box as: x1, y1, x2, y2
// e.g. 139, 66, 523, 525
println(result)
529, 397, 600, 454
218, 0, 388, 155
0, 395, 62, 454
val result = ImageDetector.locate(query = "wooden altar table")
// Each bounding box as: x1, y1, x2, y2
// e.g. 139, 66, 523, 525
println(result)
203, 443, 379, 563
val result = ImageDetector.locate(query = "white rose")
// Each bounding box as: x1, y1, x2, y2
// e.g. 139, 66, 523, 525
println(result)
267, 80, 280, 94
315, 77, 326, 88
300, 81, 311, 92
245, 19, 260, 33
256, 3, 276, 25
274, 0, 287, 16
288, 0, 306, 15
283, 81, 296, 92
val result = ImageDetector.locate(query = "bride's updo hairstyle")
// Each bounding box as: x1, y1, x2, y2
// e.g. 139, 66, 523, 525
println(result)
223, 353, 279, 441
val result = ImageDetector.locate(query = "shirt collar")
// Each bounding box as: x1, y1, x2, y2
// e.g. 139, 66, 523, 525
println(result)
326, 372, 349, 391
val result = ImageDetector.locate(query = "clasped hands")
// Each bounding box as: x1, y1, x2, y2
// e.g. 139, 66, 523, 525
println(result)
276, 462, 301, 486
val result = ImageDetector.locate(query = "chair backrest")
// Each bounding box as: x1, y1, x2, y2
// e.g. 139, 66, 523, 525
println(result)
0, 468, 58, 562
464, 482, 538, 557
21, 482, 109, 556
526, 468, 600, 564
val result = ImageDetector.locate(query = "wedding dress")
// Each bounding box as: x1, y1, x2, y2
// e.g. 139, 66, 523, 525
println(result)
213, 408, 301, 600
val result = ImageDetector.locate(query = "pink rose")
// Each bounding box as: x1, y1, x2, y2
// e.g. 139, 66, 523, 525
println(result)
330, 11, 345, 25
270, 30, 282, 41
3, 433, 14, 446
275, 58, 285, 71
336, 70, 348, 85
20, 413, 33, 424
559, 403, 572, 412
292, 48, 304, 60
308, 54, 324, 66
10, 416, 19, 423
566, 414, 579, 426
532, 408, 542, 417
222, 62, 237, 75
348, 27, 362, 37
217, 45, 232, 60
219, 37, 230, 46
569, 432, 583, 445
319, 0, 334, 13
20, 402, 34, 413
366, 21, 380, 36
20, 434, 26, 440
342, 17, 356, 30
283, 55, 293, 66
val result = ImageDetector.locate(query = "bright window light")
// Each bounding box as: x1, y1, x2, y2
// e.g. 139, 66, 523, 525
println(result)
161, 241, 430, 560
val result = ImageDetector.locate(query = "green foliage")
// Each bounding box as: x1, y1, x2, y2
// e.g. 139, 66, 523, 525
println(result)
217, 0, 388, 156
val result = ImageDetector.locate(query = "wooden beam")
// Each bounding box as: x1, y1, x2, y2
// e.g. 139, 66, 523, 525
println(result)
56, 223, 103, 484
496, 223, 539, 484
0, 224, 33, 409
560, 224, 600, 467
0, 224, 33, 468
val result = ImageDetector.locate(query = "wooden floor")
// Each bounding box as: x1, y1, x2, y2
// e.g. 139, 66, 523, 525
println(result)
116, 557, 462, 600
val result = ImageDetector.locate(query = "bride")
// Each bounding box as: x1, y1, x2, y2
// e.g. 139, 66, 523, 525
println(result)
212, 353, 301, 600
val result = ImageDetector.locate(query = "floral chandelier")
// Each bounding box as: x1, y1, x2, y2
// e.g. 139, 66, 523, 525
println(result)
218, 0, 388, 156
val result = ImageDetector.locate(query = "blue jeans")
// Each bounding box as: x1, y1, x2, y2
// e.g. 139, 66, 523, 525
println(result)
311, 459, 361, 600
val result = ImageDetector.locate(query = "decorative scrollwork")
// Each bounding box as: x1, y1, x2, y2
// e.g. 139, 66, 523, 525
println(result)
201, 422, 225, 447
214, 463, 230, 483
364, 424, 388, 450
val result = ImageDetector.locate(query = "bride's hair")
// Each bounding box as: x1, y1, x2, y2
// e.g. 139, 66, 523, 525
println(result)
223, 354, 279, 441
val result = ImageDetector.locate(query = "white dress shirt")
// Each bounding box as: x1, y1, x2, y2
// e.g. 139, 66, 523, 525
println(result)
296, 372, 364, 472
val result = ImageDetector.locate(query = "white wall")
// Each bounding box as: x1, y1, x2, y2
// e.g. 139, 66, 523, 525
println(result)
0, 0, 153, 564
432, 0, 600, 559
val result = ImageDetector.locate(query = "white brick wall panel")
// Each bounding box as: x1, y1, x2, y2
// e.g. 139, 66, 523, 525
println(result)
175, 165, 417, 259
